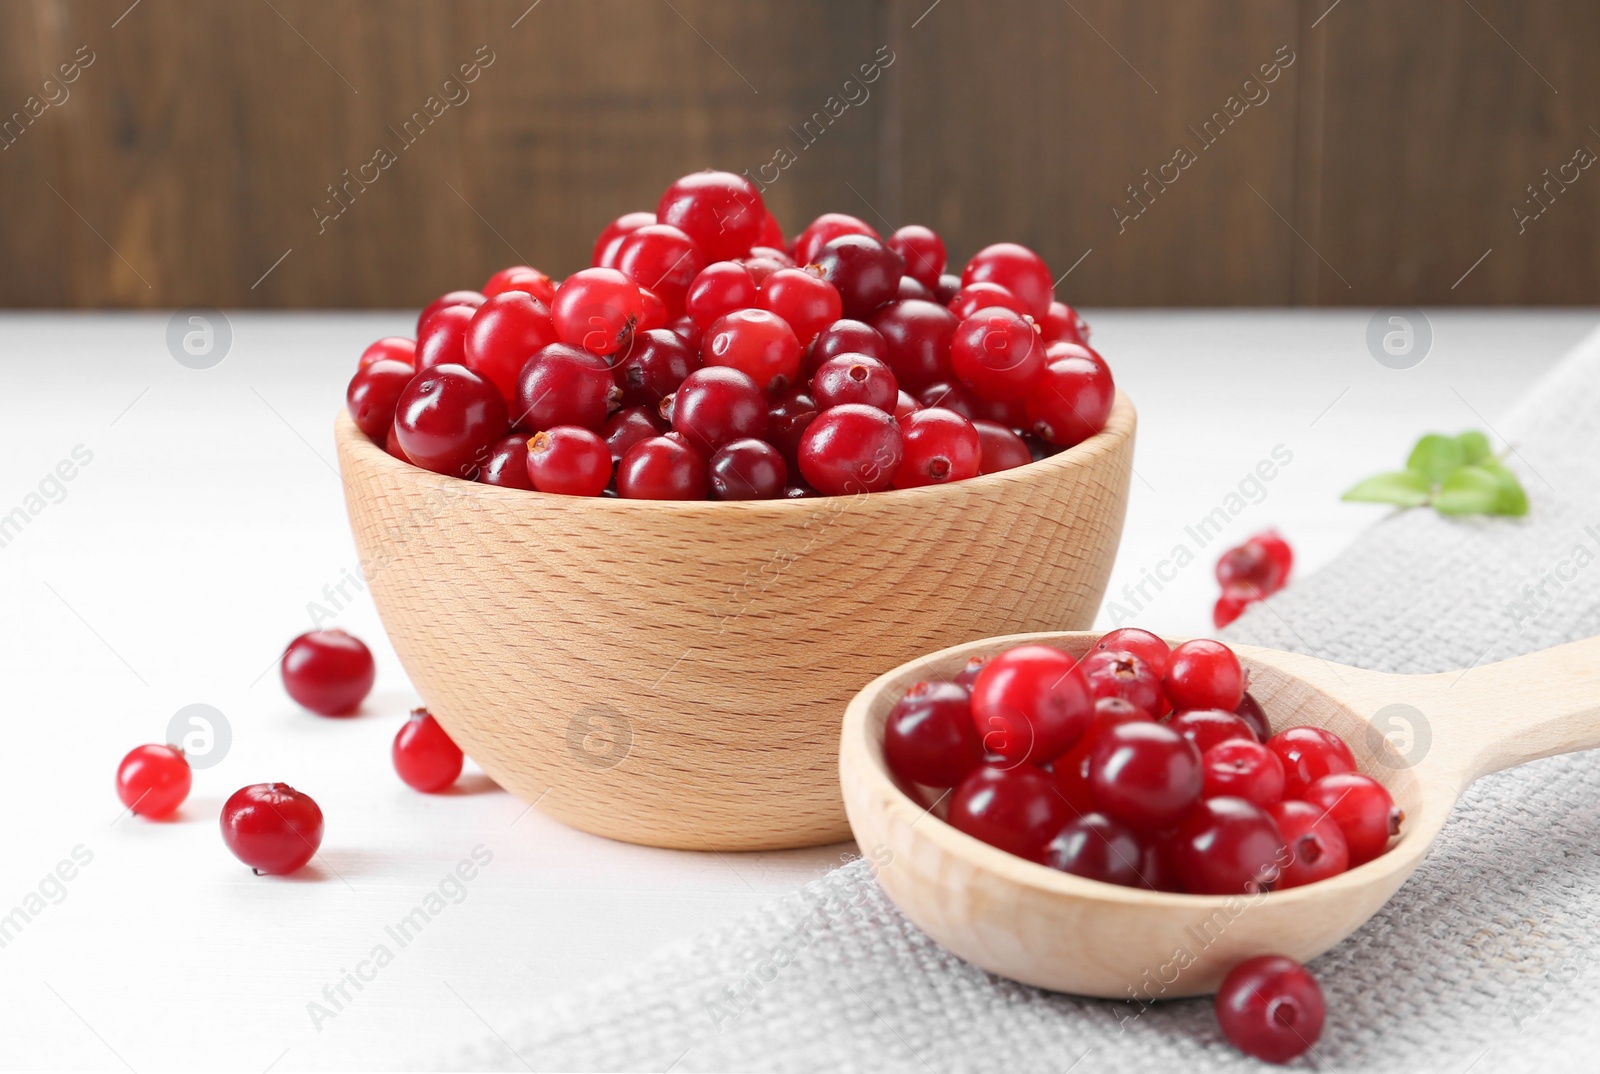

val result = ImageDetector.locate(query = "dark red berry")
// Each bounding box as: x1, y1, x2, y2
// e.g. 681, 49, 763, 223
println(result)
527, 427, 612, 497
1215, 956, 1325, 1065
812, 353, 899, 412
602, 405, 665, 464
116, 744, 192, 818
394, 363, 509, 478
1265, 726, 1357, 799
934, 273, 962, 305
1167, 708, 1258, 754
281, 629, 375, 716
974, 420, 1032, 474
887, 224, 947, 289
1095, 628, 1170, 678
1163, 639, 1245, 712
616, 435, 708, 500
1088, 721, 1202, 832
1044, 813, 1153, 888
392, 709, 465, 793
813, 234, 904, 319
1299, 772, 1400, 865
893, 407, 980, 488
953, 655, 989, 691
1234, 691, 1272, 742
516, 343, 620, 432
1025, 342, 1115, 447
1078, 649, 1163, 715
1269, 799, 1349, 888
867, 299, 958, 394
220, 783, 324, 875
969, 644, 1092, 767
1164, 796, 1284, 895
672, 366, 767, 456
550, 268, 643, 357
1049, 698, 1155, 815
948, 766, 1072, 863
948, 282, 1032, 321
808, 318, 889, 376
613, 328, 698, 408
347, 359, 416, 441
765, 388, 819, 467
797, 403, 903, 495
962, 242, 1054, 320
708, 438, 787, 500
478, 434, 535, 489
897, 275, 934, 301
883, 680, 982, 788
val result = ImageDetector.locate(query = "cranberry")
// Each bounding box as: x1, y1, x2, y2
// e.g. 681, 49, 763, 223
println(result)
672, 366, 767, 456
1088, 721, 1202, 832
1078, 649, 1163, 715
1042, 300, 1089, 344
948, 766, 1072, 863
969, 644, 1092, 766
478, 434, 535, 489
1045, 813, 1153, 888
392, 708, 465, 793
884, 680, 982, 788
1168, 708, 1258, 755
397, 363, 510, 476
1095, 629, 1171, 678
949, 281, 1033, 321
740, 254, 788, 286
1214, 589, 1254, 629
918, 380, 1020, 426
1202, 739, 1286, 807
1254, 529, 1294, 582
893, 391, 920, 420
974, 420, 1032, 474
867, 299, 959, 394
797, 403, 903, 496
667, 314, 702, 352
1269, 799, 1349, 888
686, 261, 758, 329
516, 343, 620, 432
954, 655, 989, 691
613, 328, 698, 408
1216, 537, 1287, 599
616, 223, 705, 316
602, 406, 664, 463
765, 388, 818, 466
703, 308, 802, 392
1050, 697, 1154, 813
1163, 639, 1244, 712
463, 290, 558, 403
360, 336, 416, 368
220, 783, 324, 875
636, 286, 668, 332
416, 303, 476, 371
1299, 772, 1400, 865
812, 353, 898, 412
417, 290, 485, 335
794, 212, 877, 266
593, 210, 657, 268
1265, 726, 1357, 799
708, 438, 787, 500
1025, 343, 1115, 447
116, 744, 191, 818
1214, 956, 1325, 1065
526, 426, 612, 497
550, 268, 643, 357
962, 242, 1054, 320
616, 435, 708, 500
1235, 691, 1272, 742
893, 408, 980, 488
887, 224, 947, 289
934, 272, 962, 305
1166, 797, 1285, 894
950, 307, 1045, 402
483, 264, 556, 304
897, 276, 934, 301
758, 267, 842, 346
281, 629, 375, 716
347, 359, 416, 441
814, 234, 904, 319
757, 210, 783, 249
656, 170, 765, 262
808, 318, 888, 376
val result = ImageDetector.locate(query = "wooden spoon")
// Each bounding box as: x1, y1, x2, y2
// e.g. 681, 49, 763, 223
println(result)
839, 630, 1600, 998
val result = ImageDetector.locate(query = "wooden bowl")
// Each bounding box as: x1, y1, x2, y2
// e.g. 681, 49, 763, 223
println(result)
336, 395, 1134, 851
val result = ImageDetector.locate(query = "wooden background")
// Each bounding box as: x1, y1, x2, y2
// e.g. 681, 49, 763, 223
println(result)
2, 0, 1597, 309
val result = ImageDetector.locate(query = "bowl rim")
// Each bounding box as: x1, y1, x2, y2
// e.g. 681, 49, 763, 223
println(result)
336, 390, 1135, 513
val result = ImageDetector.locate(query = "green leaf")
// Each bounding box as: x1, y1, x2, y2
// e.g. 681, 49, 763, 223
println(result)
1341, 470, 1432, 507
1406, 434, 1465, 485
1455, 430, 1493, 466
1479, 460, 1529, 516
1433, 466, 1503, 515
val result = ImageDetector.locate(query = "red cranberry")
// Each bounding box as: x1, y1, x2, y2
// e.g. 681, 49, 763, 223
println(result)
1202, 739, 1286, 807
1217, 537, 1287, 599
1269, 799, 1349, 888
478, 434, 535, 489
1088, 721, 1202, 832
281, 629, 375, 716
656, 170, 765, 262
765, 388, 819, 466
1045, 813, 1153, 888
974, 420, 1032, 474
395, 364, 509, 478
808, 318, 888, 376
516, 344, 619, 432
949, 281, 1032, 321
703, 308, 802, 392
797, 403, 903, 495
392, 709, 465, 793
814, 234, 904, 319
950, 307, 1045, 401
1214, 589, 1254, 629
686, 261, 758, 329
1042, 300, 1089, 344
602, 406, 665, 463
667, 314, 702, 352
948, 766, 1073, 863
708, 438, 787, 500
550, 268, 643, 357
1095, 629, 1170, 678
884, 680, 982, 788
954, 655, 990, 691
794, 212, 877, 266
1079, 649, 1163, 715
483, 264, 555, 304
1215, 956, 1325, 1065
1163, 639, 1244, 712
897, 276, 934, 301
740, 254, 788, 286
757, 210, 783, 248
893, 408, 980, 488
220, 783, 324, 875
1235, 691, 1272, 742
616, 435, 708, 500
750, 243, 793, 267
758, 267, 842, 346
867, 299, 958, 394
1254, 529, 1294, 581
887, 224, 947, 289
613, 328, 698, 408
1025, 343, 1115, 447
1265, 726, 1357, 799
934, 272, 962, 305
894, 391, 920, 420
417, 290, 485, 335
347, 359, 416, 441
463, 290, 557, 403
526, 427, 612, 497
969, 644, 1092, 766
1165, 796, 1284, 894
360, 336, 416, 368
116, 744, 192, 818
615, 223, 705, 316
1050, 698, 1155, 814
672, 366, 767, 456
918, 380, 1015, 425
1299, 772, 1400, 865
1168, 708, 1258, 754
416, 303, 476, 371
636, 286, 668, 332
962, 242, 1054, 320
812, 353, 898, 412
593, 210, 657, 268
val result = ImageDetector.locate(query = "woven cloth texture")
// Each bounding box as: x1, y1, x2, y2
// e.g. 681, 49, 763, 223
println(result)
451, 327, 1600, 1073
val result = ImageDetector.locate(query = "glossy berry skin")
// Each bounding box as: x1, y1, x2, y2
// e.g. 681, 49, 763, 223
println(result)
703, 308, 802, 392
894, 391, 920, 420
1025, 343, 1116, 447
516, 344, 619, 433
757, 210, 783, 249
893, 407, 980, 489
636, 286, 668, 333
1214, 956, 1325, 1065
1042, 300, 1089, 344
708, 438, 787, 500
1050, 698, 1155, 814
974, 420, 1032, 475
478, 434, 535, 489
883, 680, 982, 788
394, 363, 510, 478
416, 303, 476, 371
220, 783, 324, 876
667, 314, 702, 352
954, 656, 989, 691
1095, 628, 1170, 678
887, 224, 947, 289
1265, 726, 1357, 799
948, 281, 1033, 321
116, 745, 191, 818
935, 273, 962, 305
1235, 691, 1272, 742
1216, 535, 1287, 597
797, 403, 903, 496
867, 300, 959, 395
656, 170, 765, 262
1202, 740, 1285, 807
808, 318, 888, 376
360, 336, 416, 369
616, 435, 708, 500
1079, 649, 1163, 715
794, 212, 878, 266
814, 234, 904, 319
281, 629, 375, 716
948, 766, 1073, 863
1269, 799, 1349, 889
1163, 639, 1245, 712
1045, 813, 1151, 888
672, 366, 767, 456
615, 223, 705, 316
526, 426, 612, 497
417, 290, 485, 335
483, 264, 555, 304
970, 644, 1092, 766
1089, 721, 1203, 832
950, 307, 1045, 402
962, 242, 1054, 320
1299, 772, 1399, 865
765, 388, 818, 466
897, 276, 934, 301
593, 210, 657, 268
686, 261, 758, 329
758, 267, 842, 346
551, 268, 643, 357
347, 359, 417, 441
613, 328, 698, 408
602, 406, 665, 464
812, 353, 898, 412
463, 290, 558, 404
1168, 708, 1258, 755
392, 709, 465, 793
1214, 589, 1253, 629
1165, 796, 1285, 895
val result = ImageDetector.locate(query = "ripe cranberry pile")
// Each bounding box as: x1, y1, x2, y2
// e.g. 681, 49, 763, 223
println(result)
884, 629, 1401, 894
347, 170, 1113, 499
1213, 529, 1293, 628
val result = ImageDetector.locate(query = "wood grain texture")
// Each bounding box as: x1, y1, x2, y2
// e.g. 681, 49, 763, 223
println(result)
839, 629, 1600, 998
335, 397, 1135, 851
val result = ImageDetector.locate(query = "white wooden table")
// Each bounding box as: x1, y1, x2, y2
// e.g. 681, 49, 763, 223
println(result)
0, 309, 1591, 1071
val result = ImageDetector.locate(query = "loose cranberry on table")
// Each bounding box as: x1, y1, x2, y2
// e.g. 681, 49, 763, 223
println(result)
517, 343, 620, 433
948, 765, 1072, 863
702, 308, 802, 392
220, 783, 324, 875
1214, 528, 1295, 627
883, 680, 983, 789
347, 359, 416, 441
550, 267, 644, 357
962, 242, 1054, 320
394, 363, 509, 479
797, 403, 903, 495
656, 170, 765, 262
1299, 772, 1400, 865
969, 643, 1092, 766
526, 427, 612, 497
116, 744, 192, 818
893, 407, 980, 488
281, 629, 376, 716
616, 435, 709, 500
707, 438, 787, 501
813, 353, 898, 412
393, 709, 465, 793
478, 434, 535, 490
359, 336, 416, 368
1214, 955, 1325, 1064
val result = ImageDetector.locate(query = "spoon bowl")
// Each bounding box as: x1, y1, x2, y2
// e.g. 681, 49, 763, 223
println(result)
839, 630, 1600, 997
